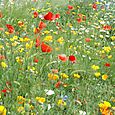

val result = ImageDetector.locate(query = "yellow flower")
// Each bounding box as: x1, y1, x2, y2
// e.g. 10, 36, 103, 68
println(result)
57, 37, 64, 44
108, 55, 112, 59
48, 73, 59, 80
43, 36, 53, 42
57, 99, 66, 106
99, 101, 111, 115
94, 72, 101, 77
17, 96, 25, 104
91, 65, 99, 71
0, 106, 6, 115
16, 57, 23, 64
12, 41, 18, 47
13, 36, 18, 40
102, 74, 108, 80
0, 45, 3, 49
44, 30, 50, 34
111, 36, 115, 41
36, 97, 45, 103
17, 106, 24, 113
60, 73, 69, 79
73, 74, 80, 78
103, 46, 111, 53
25, 41, 33, 49
1, 62, 8, 68
5, 31, 10, 35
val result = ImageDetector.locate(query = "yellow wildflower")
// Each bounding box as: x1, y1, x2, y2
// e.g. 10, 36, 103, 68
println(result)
1, 62, 8, 68
44, 30, 50, 34
57, 37, 64, 44
91, 65, 99, 71
108, 55, 112, 59
36, 97, 45, 103
57, 99, 66, 106
103, 46, 111, 53
99, 101, 112, 115
17, 96, 25, 104
0, 105, 6, 115
16, 57, 23, 64
43, 36, 53, 42
102, 74, 108, 80
111, 36, 115, 41
48, 73, 59, 80
94, 72, 101, 77
73, 74, 80, 78
60, 73, 69, 79
17, 106, 24, 113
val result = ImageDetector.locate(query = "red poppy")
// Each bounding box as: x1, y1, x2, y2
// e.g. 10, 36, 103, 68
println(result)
1, 89, 7, 96
41, 42, 52, 53
66, 10, 70, 14
34, 57, 39, 63
103, 25, 111, 30
55, 81, 62, 88
85, 38, 91, 42
44, 12, 60, 21
0, 28, 4, 31
68, 5, 73, 10
58, 54, 68, 62
77, 18, 82, 23
44, 12, 53, 21
6, 24, 15, 33
38, 21, 46, 30
92, 3, 97, 10
0, 55, 5, 60
69, 55, 76, 63
78, 14, 83, 18
53, 13, 60, 19
0, 11, 3, 18
33, 11, 38, 18
105, 63, 110, 67
35, 37, 41, 48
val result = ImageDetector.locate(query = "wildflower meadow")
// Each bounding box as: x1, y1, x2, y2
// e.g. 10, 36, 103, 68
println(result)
0, 0, 115, 114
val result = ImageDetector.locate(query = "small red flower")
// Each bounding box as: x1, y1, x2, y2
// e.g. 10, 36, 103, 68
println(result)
41, 42, 52, 53
0, 55, 5, 60
38, 21, 46, 30
69, 55, 76, 63
85, 38, 91, 42
92, 3, 97, 10
103, 25, 111, 30
35, 37, 41, 48
0, 11, 3, 18
77, 18, 82, 23
6, 24, 15, 33
68, 5, 73, 10
55, 81, 62, 88
34, 57, 39, 63
105, 63, 110, 67
33, 11, 38, 18
58, 54, 68, 62
0, 28, 4, 31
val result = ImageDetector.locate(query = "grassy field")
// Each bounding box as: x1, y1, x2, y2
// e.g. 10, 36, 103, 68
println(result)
0, 0, 115, 115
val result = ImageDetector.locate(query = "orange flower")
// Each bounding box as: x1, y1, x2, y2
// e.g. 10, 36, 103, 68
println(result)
102, 74, 108, 80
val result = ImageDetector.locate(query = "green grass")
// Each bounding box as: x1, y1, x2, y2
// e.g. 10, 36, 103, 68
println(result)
0, 0, 115, 114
